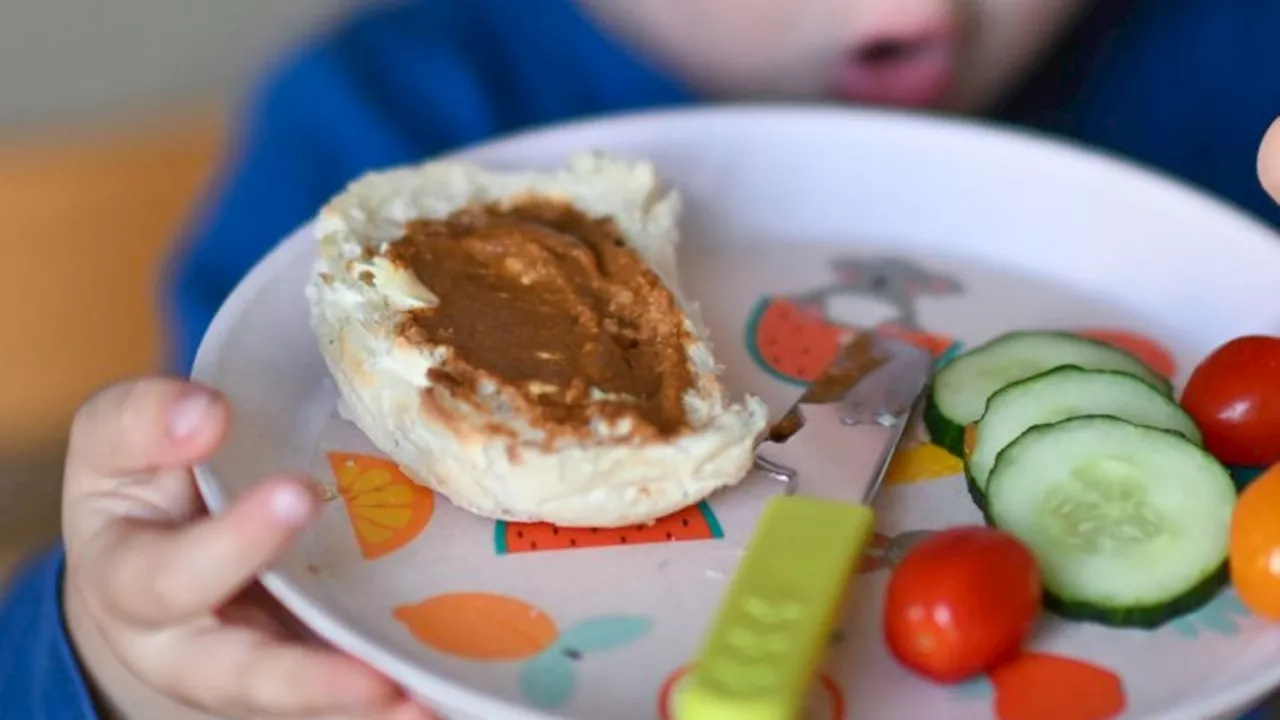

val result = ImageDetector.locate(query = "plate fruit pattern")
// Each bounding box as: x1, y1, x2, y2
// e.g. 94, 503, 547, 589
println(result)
954, 652, 1126, 720
394, 592, 650, 709
747, 296, 853, 383
884, 441, 964, 486
745, 257, 963, 386
494, 501, 724, 555
321, 302, 1220, 719
1168, 590, 1255, 640
326, 452, 435, 560
1075, 328, 1176, 380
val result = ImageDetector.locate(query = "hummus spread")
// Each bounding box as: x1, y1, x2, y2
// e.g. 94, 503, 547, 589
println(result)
386, 198, 695, 441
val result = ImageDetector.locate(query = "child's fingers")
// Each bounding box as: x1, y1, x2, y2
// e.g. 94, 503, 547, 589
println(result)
66, 377, 228, 488
142, 624, 404, 718
315, 701, 444, 720
91, 475, 319, 628
219, 583, 327, 646
1258, 117, 1280, 203
365, 701, 444, 720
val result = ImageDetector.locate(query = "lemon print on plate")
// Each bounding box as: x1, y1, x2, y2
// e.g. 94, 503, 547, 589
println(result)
394, 592, 650, 709
883, 413, 964, 487
326, 452, 434, 560
885, 441, 963, 486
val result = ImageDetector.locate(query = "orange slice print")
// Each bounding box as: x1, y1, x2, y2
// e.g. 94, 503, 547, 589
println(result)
326, 452, 434, 560
393, 592, 559, 661
991, 652, 1125, 720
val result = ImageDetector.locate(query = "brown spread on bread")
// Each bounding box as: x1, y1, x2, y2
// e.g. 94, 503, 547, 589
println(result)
385, 198, 695, 441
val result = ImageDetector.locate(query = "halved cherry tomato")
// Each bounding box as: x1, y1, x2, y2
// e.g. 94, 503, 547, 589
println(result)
884, 526, 1041, 683
1230, 464, 1280, 620
1181, 335, 1280, 467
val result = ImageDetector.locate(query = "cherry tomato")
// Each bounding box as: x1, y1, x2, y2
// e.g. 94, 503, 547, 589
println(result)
884, 526, 1041, 683
1181, 335, 1280, 467
1230, 464, 1280, 620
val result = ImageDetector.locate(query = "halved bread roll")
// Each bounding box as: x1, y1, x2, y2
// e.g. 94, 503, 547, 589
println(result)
306, 153, 768, 527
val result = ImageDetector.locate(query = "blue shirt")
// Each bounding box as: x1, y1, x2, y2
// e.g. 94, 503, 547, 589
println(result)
3, 0, 1278, 716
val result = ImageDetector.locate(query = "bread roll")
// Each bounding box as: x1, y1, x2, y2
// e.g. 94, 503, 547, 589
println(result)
306, 153, 768, 527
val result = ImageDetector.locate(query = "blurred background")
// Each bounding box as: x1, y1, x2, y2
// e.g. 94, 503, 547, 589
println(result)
0, 0, 365, 574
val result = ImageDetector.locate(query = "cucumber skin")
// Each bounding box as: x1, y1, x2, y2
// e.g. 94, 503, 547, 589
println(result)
972, 428, 1224, 626
973, 451, 1221, 627
927, 330, 1173, 460
980, 331, 1175, 397
1043, 564, 1228, 629
964, 467, 993, 521
924, 388, 967, 458
962, 365, 1201, 516
986, 418, 1237, 629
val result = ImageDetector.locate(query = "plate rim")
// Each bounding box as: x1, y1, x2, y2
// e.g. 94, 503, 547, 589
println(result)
193, 103, 1280, 719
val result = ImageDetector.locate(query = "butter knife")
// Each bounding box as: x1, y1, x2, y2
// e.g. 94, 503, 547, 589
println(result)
676, 333, 934, 720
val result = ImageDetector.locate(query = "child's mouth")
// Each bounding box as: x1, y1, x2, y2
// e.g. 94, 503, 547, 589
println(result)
835, 30, 956, 108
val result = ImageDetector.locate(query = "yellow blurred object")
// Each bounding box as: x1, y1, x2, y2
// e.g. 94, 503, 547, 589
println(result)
884, 441, 964, 486
0, 110, 225, 449
0, 109, 226, 576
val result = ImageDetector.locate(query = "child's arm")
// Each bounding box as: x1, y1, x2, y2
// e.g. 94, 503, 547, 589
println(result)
0, 548, 100, 717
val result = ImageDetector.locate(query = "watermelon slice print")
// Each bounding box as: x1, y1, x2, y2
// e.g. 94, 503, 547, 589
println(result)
745, 297, 959, 385
494, 501, 723, 555
746, 297, 851, 384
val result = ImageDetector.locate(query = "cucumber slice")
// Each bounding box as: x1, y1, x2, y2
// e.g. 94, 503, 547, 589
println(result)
986, 416, 1235, 628
967, 366, 1202, 505
925, 331, 1171, 456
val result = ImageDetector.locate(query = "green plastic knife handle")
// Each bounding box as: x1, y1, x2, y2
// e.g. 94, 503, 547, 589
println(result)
674, 495, 875, 720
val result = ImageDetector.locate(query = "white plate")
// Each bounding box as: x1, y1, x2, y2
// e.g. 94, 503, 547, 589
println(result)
192, 105, 1280, 720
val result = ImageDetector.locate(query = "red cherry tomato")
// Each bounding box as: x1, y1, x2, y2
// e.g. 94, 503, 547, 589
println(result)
884, 526, 1042, 683
1181, 335, 1280, 467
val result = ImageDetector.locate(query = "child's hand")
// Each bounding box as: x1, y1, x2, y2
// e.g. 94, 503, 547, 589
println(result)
1259, 117, 1280, 203
61, 378, 437, 719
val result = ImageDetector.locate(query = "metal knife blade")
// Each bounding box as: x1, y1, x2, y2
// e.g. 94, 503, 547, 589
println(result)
756, 332, 934, 505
